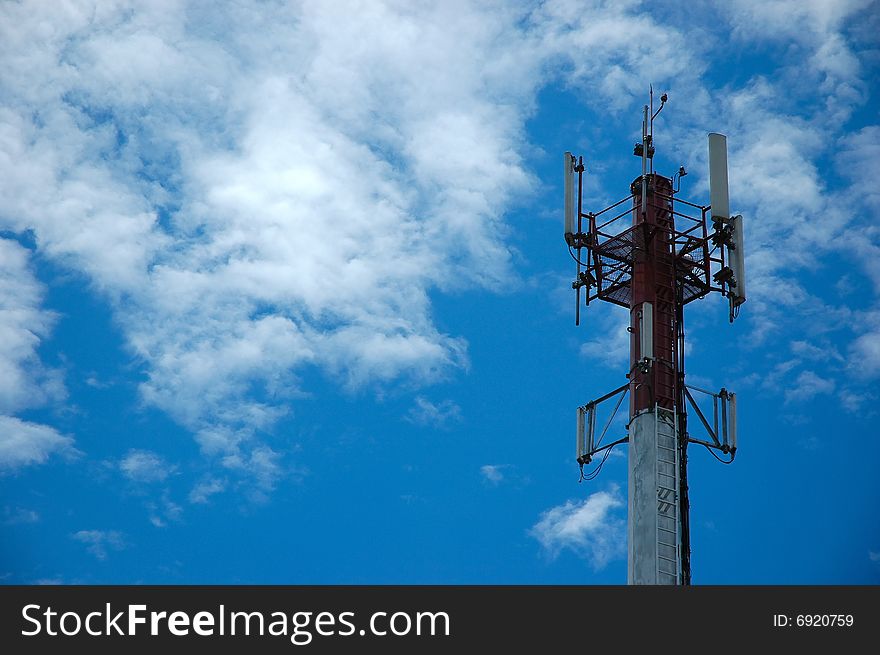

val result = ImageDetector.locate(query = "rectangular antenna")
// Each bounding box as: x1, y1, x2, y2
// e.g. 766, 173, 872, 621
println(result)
708, 133, 729, 220
729, 392, 737, 451
576, 406, 585, 458
730, 215, 746, 306
588, 404, 595, 455
564, 152, 575, 238
640, 302, 654, 360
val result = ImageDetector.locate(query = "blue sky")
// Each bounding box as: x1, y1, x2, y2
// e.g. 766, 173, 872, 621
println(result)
1, 0, 878, 584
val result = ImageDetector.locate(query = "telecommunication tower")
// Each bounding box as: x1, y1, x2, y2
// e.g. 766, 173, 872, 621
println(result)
564, 90, 745, 584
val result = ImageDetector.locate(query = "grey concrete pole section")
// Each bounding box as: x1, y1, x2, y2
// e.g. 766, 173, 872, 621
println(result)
628, 410, 658, 584
628, 407, 679, 584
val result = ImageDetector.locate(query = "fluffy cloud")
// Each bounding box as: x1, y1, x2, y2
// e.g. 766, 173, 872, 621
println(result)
535, 0, 701, 109
146, 495, 183, 528
837, 126, 880, 187
579, 309, 630, 369
72, 529, 125, 560
3, 506, 40, 525
0, 1, 545, 483
119, 449, 175, 483
531, 486, 625, 569
0, 240, 64, 413
480, 464, 505, 485
188, 477, 226, 505
0, 416, 76, 472
0, 239, 73, 472
726, 0, 872, 79
850, 331, 880, 378
784, 370, 836, 403
406, 397, 462, 428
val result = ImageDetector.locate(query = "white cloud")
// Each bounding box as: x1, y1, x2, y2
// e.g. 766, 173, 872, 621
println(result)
0, 1, 541, 483
406, 397, 462, 428
531, 486, 625, 569
580, 310, 630, 369
839, 390, 868, 413
0, 239, 64, 414
119, 449, 175, 483
536, 0, 701, 109
0, 416, 76, 472
3, 506, 39, 525
851, 322, 880, 378
784, 370, 835, 403
480, 464, 505, 485
221, 445, 282, 498
72, 529, 125, 561
0, 238, 73, 472
84, 375, 111, 389
790, 340, 844, 363
118, 450, 186, 524
837, 126, 880, 213
870, 551, 880, 564
725, 1, 872, 48
188, 477, 225, 504
146, 495, 182, 528
725, 0, 872, 120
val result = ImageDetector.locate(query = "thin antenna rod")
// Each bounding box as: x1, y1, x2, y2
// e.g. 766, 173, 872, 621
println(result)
649, 86, 654, 176
641, 104, 648, 216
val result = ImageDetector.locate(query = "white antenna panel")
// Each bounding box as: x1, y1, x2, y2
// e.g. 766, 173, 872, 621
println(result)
588, 405, 595, 455
640, 302, 654, 360
730, 214, 746, 305
564, 152, 575, 237
708, 133, 729, 220
729, 392, 737, 451
576, 406, 586, 458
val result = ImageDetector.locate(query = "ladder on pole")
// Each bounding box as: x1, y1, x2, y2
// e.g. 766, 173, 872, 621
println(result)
655, 405, 680, 584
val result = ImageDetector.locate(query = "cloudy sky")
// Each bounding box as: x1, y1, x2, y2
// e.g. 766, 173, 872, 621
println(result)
1, 0, 878, 584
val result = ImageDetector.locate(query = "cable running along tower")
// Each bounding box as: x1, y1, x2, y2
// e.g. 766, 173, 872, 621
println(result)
564, 90, 745, 585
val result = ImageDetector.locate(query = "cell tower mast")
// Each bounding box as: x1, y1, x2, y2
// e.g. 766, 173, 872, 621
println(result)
565, 90, 745, 584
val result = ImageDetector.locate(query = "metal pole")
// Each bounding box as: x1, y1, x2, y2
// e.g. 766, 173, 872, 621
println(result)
628, 163, 679, 584
676, 286, 691, 585
641, 106, 648, 217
